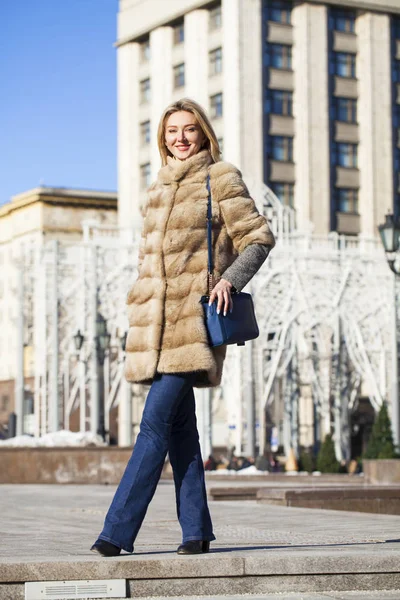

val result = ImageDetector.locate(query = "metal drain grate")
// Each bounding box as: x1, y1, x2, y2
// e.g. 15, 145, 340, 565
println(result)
25, 579, 126, 600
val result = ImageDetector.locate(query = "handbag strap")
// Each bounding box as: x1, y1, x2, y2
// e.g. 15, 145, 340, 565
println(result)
206, 175, 214, 296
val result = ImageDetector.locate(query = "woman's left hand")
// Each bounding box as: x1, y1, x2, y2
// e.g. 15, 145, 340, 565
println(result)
209, 278, 233, 316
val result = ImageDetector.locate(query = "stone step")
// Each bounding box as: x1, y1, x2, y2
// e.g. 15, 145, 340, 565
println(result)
2, 547, 400, 599
209, 486, 262, 500
256, 486, 400, 515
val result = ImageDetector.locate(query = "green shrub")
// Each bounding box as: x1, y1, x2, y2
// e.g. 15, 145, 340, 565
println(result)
316, 433, 340, 473
299, 448, 315, 473
364, 403, 398, 459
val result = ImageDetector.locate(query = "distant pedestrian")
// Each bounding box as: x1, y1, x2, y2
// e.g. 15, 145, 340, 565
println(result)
204, 455, 217, 471
90, 98, 275, 557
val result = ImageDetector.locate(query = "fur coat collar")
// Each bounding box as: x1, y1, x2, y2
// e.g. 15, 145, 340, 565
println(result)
124, 150, 274, 388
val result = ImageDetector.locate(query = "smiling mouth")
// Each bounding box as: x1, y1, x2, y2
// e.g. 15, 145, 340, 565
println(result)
176, 145, 190, 150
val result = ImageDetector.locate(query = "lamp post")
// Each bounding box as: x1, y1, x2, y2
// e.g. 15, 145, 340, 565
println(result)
95, 314, 111, 441
378, 212, 400, 447
73, 329, 85, 433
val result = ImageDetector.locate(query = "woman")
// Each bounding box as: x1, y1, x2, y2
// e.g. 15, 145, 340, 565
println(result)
91, 98, 275, 557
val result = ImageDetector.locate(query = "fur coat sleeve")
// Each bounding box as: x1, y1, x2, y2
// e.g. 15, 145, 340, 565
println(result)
209, 163, 276, 253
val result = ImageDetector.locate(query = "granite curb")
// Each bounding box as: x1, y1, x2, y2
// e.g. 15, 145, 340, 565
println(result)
2, 546, 400, 583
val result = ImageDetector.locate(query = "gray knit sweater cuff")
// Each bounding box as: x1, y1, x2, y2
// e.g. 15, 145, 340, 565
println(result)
221, 244, 271, 292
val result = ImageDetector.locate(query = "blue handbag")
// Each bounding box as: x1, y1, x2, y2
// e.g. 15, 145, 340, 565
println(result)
200, 175, 260, 347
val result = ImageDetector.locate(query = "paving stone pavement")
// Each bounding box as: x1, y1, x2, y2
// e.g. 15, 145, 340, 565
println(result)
2, 480, 400, 559
1, 481, 400, 598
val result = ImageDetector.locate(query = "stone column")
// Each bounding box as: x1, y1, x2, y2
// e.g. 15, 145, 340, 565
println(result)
239, 0, 263, 182
150, 26, 173, 175
356, 13, 393, 236
292, 4, 330, 234
184, 10, 208, 107
117, 43, 141, 235
222, 0, 241, 167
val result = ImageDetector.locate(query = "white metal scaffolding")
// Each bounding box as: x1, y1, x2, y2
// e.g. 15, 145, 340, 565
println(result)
13, 185, 398, 455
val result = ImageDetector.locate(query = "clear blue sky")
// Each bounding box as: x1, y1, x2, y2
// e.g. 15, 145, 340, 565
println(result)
0, 0, 118, 205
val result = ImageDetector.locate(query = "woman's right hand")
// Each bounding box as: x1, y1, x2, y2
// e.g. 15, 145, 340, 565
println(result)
209, 278, 233, 316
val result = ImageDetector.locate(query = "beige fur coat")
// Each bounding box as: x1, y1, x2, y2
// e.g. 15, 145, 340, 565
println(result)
124, 150, 275, 388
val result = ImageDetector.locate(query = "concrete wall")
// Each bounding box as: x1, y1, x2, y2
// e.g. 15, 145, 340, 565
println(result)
0, 447, 133, 484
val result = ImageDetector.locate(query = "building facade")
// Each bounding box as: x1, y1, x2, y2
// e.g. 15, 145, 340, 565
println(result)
0, 187, 117, 435
117, 0, 400, 237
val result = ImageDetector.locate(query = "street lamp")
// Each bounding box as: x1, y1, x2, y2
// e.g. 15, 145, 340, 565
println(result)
73, 329, 84, 353
378, 213, 400, 274
95, 315, 111, 365
378, 212, 400, 449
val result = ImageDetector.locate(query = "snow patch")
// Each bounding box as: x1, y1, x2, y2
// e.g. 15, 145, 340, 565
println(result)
0, 430, 106, 447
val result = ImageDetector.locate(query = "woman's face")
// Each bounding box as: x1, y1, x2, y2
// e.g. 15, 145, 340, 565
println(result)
165, 111, 206, 161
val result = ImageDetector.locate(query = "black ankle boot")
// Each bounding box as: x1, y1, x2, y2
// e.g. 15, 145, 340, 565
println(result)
90, 539, 121, 557
177, 540, 210, 555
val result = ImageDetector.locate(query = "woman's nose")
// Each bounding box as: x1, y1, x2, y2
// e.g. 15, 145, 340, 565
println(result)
177, 130, 187, 142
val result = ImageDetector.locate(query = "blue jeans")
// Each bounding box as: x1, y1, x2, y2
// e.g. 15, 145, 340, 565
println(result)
97, 372, 215, 552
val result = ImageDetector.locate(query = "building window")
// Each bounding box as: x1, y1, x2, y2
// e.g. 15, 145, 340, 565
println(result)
333, 11, 355, 33
267, 90, 293, 116
209, 5, 222, 31
270, 136, 293, 161
209, 47, 223, 76
139, 78, 151, 104
336, 189, 358, 213
269, 0, 291, 25
271, 182, 294, 207
210, 93, 223, 119
173, 22, 184, 45
140, 121, 150, 145
140, 163, 151, 189
269, 44, 292, 70
335, 97, 357, 123
335, 143, 358, 168
334, 52, 356, 78
173, 63, 185, 89
394, 17, 400, 40
139, 38, 150, 62
394, 16, 400, 40
394, 61, 400, 83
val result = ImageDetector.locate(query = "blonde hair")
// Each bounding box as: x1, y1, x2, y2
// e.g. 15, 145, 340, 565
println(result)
157, 98, 221, 165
